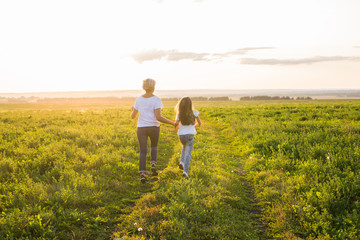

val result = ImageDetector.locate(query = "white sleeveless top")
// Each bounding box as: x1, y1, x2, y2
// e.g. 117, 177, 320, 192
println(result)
176, 110, 199, 135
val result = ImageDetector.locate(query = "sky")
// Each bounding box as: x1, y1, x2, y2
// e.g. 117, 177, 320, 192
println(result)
0, 0, 360, 93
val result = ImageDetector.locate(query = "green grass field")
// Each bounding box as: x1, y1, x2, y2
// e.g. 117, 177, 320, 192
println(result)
1, 100, 359, 239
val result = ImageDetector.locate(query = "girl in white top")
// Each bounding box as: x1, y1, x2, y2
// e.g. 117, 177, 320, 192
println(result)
131, 78, 175, 183
174, 97, 201, 179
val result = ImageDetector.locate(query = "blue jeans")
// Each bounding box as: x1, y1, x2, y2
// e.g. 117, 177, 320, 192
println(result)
179, 134, 194, 174
137, 127, 160, 173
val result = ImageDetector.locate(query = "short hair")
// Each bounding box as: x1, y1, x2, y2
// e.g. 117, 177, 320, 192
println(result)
142, 78, 156, 92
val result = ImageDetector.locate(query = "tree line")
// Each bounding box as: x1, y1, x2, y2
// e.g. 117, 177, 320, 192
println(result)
1, 95, 314, 103
0, 96, 233, 103
240, 96, 312, 100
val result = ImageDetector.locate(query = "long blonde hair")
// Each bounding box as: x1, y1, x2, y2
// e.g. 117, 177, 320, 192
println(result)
175, 97, 195, 125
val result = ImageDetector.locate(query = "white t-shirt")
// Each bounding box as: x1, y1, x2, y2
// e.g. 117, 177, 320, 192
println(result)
134, 96, 164, 127
176, 110, 199, 135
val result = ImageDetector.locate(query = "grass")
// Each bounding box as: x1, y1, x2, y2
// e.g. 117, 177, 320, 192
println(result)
1, 100, 360, 239
210, 101, 360, 239
112, 112, 266, 239
0, 107, 176, 239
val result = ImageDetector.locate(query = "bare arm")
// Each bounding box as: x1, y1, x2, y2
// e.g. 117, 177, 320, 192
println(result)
174, 119, 180, 129
130, 106, 138, 119
195, 116, 201, 127
154, 108, 175, 126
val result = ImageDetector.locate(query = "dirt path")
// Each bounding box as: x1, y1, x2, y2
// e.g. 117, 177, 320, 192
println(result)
112, 117, 268, 239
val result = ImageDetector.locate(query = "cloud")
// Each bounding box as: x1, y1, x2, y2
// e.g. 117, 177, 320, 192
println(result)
132, 49, 210, 63
132, 47, 273, 63
354, 46, 360, 48
241, 56, 360, 65
217, 47, 275, 57
231, 47, 274, 52
132, 49, 359, 66
165, 50, 209, 61
132, 49, 167, 63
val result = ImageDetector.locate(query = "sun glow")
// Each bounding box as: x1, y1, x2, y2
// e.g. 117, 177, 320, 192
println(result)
0, 0, 360, 93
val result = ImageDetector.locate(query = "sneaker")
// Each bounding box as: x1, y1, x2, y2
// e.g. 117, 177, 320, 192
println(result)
179, 163, 184, 170
140, 174, 146, 183
182, 172, 189, 179
151, 163, 158, 176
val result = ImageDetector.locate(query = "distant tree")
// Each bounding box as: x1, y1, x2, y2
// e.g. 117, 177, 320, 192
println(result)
281, 96, 291, 100
240, 95, 293, 101
37, 97, 137, 103
208, 96, 231, 101
192, 97, 208, 101
296, 96, 312, 100
240, 96, 251, 100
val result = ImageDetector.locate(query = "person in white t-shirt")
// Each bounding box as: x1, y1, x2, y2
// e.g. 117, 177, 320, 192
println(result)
131, 78, 175, 183
174, 97, 201, 179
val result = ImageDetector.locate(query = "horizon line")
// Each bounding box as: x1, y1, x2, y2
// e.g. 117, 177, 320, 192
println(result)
2, 88, 360, 95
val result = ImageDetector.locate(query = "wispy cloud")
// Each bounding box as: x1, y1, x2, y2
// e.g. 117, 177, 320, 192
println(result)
132, 49, 210, 63
132, 47, 274, 63
165, 50, 209, 61
241, 56, 360, 65
212, 47, 274, 58
132, 49, 167, 63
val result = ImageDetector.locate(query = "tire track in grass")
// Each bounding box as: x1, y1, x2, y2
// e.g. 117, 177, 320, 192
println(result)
206, 110, 269, 238
112, 113, 268, 239
200, 111, 268, 239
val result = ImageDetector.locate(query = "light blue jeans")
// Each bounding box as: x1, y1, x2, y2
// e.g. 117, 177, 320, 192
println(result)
179, 134, 194, 174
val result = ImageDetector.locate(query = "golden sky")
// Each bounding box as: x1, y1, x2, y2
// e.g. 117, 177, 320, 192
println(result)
0, 0, 360, 92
